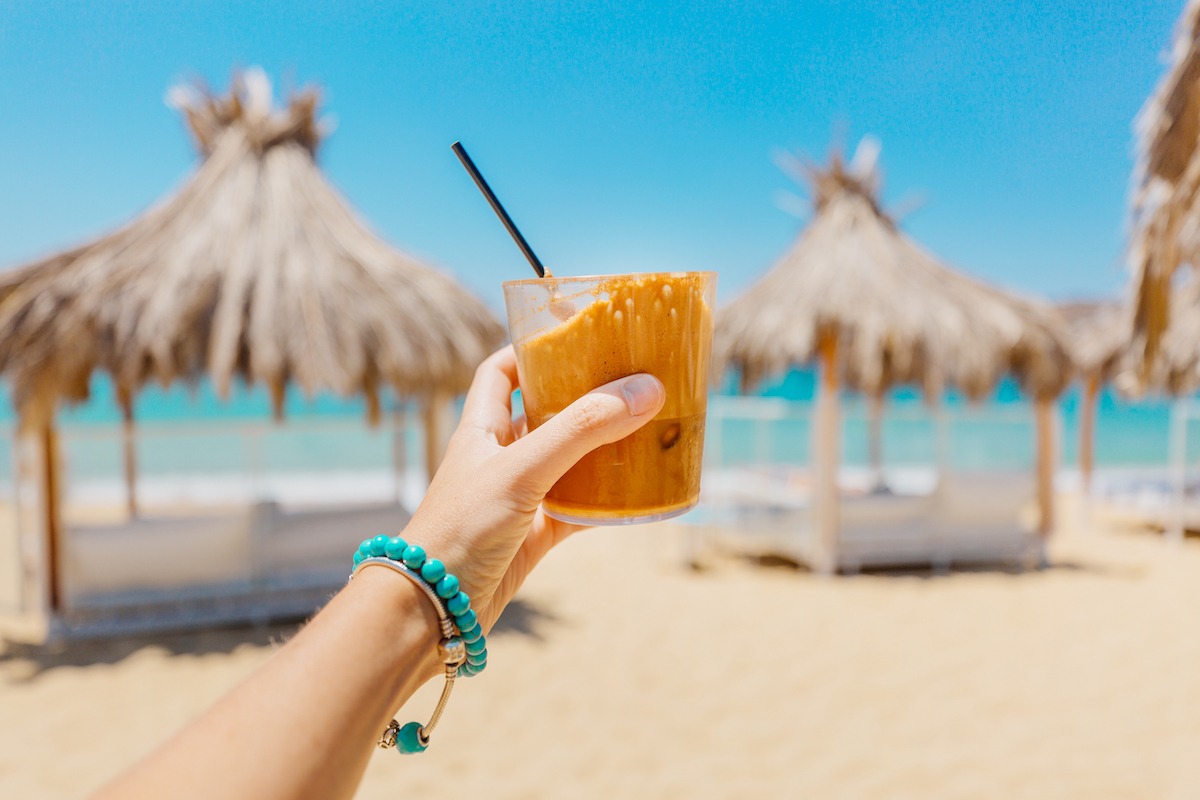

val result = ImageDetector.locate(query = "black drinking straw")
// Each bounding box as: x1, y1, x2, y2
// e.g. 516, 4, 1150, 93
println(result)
451, 141, 547, 278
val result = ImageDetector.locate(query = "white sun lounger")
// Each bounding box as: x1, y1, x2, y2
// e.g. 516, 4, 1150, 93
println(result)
55, 501, 411, 637
832, 472, 1040, 571
690, 469, 1040, 572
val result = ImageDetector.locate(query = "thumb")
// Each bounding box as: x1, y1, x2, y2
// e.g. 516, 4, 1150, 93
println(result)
508, 373, 666, 494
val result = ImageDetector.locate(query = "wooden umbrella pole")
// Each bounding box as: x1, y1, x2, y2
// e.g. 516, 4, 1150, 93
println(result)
392, 405, 407, 505
423, 391, 450, 485
868, 391, 884, 491
118, 386, 138, 519
1079, 372, 1100, 496
37, 419, 63, 612
814, 332, 841, 574
933, 400, 950, 482
1035, 397, 1056, 537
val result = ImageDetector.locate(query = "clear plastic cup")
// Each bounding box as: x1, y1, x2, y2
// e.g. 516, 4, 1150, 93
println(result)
503, 271, 716, 524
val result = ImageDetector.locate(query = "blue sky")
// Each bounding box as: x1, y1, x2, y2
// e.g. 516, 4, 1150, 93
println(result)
0, 1, 1184, 315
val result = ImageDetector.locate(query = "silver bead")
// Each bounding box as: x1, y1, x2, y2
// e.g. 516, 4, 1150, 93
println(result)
438, 636, 466, 666
378, 719, 400, 749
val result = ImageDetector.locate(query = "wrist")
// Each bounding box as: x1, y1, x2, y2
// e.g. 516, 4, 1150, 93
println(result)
352, 565, 444, 686
348, 534, 490, 754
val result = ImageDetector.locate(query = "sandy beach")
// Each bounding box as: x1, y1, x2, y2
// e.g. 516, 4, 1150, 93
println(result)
3, 2, 1198, 797
2, 495, 1198, 799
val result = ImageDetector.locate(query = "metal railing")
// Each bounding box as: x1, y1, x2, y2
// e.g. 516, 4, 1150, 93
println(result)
1165, 399, 1200, 544
703, 395, 1045, 474
54, 410, 431, 514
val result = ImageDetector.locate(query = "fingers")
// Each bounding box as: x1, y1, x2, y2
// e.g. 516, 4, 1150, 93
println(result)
460, 346, 519, 435
503, 373, 665, 494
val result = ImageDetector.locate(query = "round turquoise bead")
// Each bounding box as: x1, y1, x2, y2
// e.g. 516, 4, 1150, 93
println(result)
384, 536, 408, 560
401, 544, 426, 569
460, 624, 483, 644
420, 559, 446, 585
395, 721, 428, 754
369, 535, 389, 557
353, 551, 364, 567
446, 591, 470, 616
453, 609, 477, 631
457, 663, 477, 678
465, 637, 486, 656
436, 574, 460, 599
357, 539, 373, 557
467, 649, 487, 667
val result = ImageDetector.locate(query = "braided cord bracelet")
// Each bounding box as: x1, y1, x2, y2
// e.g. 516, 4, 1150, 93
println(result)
351, 535, 489, 754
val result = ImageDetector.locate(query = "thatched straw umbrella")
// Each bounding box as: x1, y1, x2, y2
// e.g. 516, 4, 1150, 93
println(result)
1056, 300, 1133, 493
1130, 0, 1200, 367
1144, 274, 1200, 393
715, 143, 1072, 572
0, 69, 504, 610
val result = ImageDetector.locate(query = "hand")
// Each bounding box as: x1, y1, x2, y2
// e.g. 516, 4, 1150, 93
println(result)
399, 345, 665, 632
94, 351, 665, 800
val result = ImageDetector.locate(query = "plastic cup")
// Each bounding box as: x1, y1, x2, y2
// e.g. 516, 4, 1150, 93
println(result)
502, 271, 716, 525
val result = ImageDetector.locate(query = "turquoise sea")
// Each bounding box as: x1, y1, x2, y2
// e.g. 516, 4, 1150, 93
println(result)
721, 368, 1200, 470
2, 368, 1198, 506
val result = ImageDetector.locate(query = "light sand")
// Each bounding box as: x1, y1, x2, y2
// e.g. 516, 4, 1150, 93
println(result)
2, 497, 1199, 799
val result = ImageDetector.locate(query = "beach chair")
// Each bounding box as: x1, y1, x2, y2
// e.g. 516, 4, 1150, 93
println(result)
828, 491, 932, 570
55, 500, 411, 638
64, 510, 257, 599
682, 465, 814, 565
834, 471, 1038, 571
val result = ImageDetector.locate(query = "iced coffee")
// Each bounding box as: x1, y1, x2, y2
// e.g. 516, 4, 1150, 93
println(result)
503, 272, 716, 524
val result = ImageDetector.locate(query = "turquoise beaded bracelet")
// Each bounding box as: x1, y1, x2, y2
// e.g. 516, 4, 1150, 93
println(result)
351, 535, 488, 754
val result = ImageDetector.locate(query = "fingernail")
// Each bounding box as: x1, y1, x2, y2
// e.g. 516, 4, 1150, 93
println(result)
621, 375, 663, 416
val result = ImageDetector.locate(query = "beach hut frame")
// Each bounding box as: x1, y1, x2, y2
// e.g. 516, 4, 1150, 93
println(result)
1056, 301, 1134, 495
806, 332, 1059, 573
0, 71, 503, 620
716, 145, 1071, 572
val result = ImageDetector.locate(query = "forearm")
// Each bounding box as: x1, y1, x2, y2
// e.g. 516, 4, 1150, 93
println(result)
92, 346, 656, 798
95, 566, 441, 800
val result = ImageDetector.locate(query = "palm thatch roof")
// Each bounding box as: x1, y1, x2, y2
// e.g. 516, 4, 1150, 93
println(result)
1142, 273, 1200, 394
0, 69, 504, 426
1056, 300, 1132, 380
1130, 0, 1200, 366
715, 144, 1072, 401
1056, 293, 1200, 399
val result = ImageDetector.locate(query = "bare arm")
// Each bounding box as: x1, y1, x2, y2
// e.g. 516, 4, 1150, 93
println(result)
95, 346, 665, 800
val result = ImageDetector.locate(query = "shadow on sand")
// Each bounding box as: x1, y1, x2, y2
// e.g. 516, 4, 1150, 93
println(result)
732, 552, 1146, 580
1, 597, 560, 681
489, 597, 563, 642
0, 617, 306, 682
